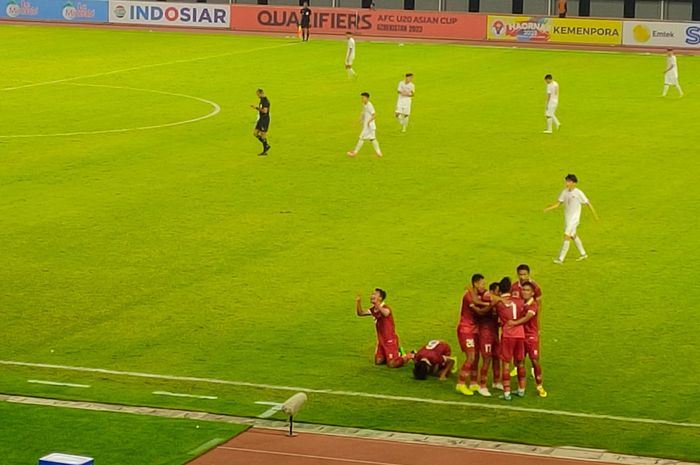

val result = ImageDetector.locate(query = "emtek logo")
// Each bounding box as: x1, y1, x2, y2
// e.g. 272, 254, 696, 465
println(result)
686, 26, 700, 45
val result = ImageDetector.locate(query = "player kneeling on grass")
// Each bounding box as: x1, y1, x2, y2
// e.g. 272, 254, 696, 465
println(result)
494, 277, 527, 401
412, 340, 456, 381
356, 288, 411, 368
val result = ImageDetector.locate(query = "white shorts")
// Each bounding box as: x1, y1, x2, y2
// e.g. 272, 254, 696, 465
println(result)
665, 74, 678, 85
345, 54, 355, 66
545, 101, 558, 117
564, 221, 579, 237
360, 124, 376, 140
395, 98, 412, 115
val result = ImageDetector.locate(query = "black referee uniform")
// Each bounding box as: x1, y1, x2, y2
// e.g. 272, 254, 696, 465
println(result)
300, 3, 311, 41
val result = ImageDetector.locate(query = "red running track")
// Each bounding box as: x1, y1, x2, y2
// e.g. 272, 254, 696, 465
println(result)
187, 428, 624, 465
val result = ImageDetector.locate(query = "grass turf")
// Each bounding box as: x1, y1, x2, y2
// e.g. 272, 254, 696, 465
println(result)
0, 401, 246, 465
1, 23, 699, 462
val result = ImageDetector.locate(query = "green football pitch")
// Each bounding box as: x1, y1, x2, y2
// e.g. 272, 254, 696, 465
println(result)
1, 23, 699, 463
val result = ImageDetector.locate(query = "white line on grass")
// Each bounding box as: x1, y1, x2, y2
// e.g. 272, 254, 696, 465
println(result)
27, 379, 90, 388
3, 360, 700, 429
254, 401, 284, 418
0, 42, 298, 92
153, 391, 218, 400
0, 83, 220, 139
189, 438, 225, 456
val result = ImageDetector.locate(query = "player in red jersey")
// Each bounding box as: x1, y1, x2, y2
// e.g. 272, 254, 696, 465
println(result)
412, 340, 457, 381
510, 264, 542, 302
356, 288, 411, 368
509, 264, 542, 378
475, 282, 503, 397
456, 274, 492, 396
494, 277, 527, 401
509, 282, 547, 397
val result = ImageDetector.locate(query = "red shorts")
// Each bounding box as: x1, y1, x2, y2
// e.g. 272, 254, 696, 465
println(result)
457, 328, 478, 355
500, 337, 525, 363
478, 327, 499, 358
375, 338, 400, 364
525, 336, 540, 361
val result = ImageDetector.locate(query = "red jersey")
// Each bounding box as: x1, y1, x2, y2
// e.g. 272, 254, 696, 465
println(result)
495, 294, 526, 339
458, 289, 482, 334
478, 291, 499, 334
415, 340, 451, 365
370, 305, 398, 342
511, 279, 542, 300
523, 298, 540, 338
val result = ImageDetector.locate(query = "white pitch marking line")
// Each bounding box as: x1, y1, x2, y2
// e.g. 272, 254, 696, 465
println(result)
255, 401, 284, 419
27, 379, 90, 388
1, 42, 298, 92
0, 82, 220, 139
219, 446, 404, 465
3, 360, 700, 429
153, 391, 217, 400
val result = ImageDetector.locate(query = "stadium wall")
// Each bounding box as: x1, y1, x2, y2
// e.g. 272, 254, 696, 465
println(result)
0, 0, 108, 22
1, 0, 699, 51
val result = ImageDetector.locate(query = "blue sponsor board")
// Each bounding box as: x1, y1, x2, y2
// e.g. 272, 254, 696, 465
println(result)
1, 0, 107, 22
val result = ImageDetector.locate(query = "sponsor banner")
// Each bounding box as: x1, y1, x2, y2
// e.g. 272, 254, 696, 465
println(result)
488, 16, 622, 45
230, 5, 486, 41
1, 0, 107, 22
109, 0, 229, 28
623, 21, 700, 48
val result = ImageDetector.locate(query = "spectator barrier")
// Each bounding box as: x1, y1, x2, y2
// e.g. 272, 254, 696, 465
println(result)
229, 4, 486, 40
622, 19, 700, 46
108, 0, 230, 28
0, 0, 107, 22
487, 16, 623, 44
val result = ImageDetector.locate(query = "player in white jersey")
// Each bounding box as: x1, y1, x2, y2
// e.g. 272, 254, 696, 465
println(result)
345, 31, 356, 78
543, 74, 560, 134
395, 73, 415, 132
662, 49, 683, 97
347, 92, 382, 158
544, 174, 599, 264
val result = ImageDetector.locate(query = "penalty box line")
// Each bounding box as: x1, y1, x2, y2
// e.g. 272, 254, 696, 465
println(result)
1, 359, 699, 430
1, 42, 298, 92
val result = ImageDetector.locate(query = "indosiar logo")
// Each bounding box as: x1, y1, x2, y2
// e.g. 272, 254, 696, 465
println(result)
113, 4, 126, 18
129, 4, 228, 24
686, 26, 700, 45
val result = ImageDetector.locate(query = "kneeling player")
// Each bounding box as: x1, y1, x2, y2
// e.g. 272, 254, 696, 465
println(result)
412, 340, 456, 381
356, 288, 411, 368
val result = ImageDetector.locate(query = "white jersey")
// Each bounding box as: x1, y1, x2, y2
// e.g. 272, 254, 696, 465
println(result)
546, 81, 559, 104
666, 55, 678, 78
558, 188, 589, 226
360, 101, 376, 140
397, 80, 415, 100
346, 37, 356, 63
362, 102, 376, 128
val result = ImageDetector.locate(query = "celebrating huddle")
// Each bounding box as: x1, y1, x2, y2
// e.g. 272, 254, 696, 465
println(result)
356, 264, 546, 401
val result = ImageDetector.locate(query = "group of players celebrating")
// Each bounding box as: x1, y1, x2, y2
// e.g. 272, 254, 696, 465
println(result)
356, 264, 546, 401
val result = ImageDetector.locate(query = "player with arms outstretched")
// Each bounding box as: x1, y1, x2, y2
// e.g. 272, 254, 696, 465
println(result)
545, 174, 599, 264
356, 288, 410, 368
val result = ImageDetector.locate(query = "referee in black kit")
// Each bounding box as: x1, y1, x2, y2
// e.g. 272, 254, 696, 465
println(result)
300, 1, 311, 42
250, 88, 270, 156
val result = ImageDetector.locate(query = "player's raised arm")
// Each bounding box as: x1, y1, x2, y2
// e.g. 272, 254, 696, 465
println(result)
356, 294, 371, 316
